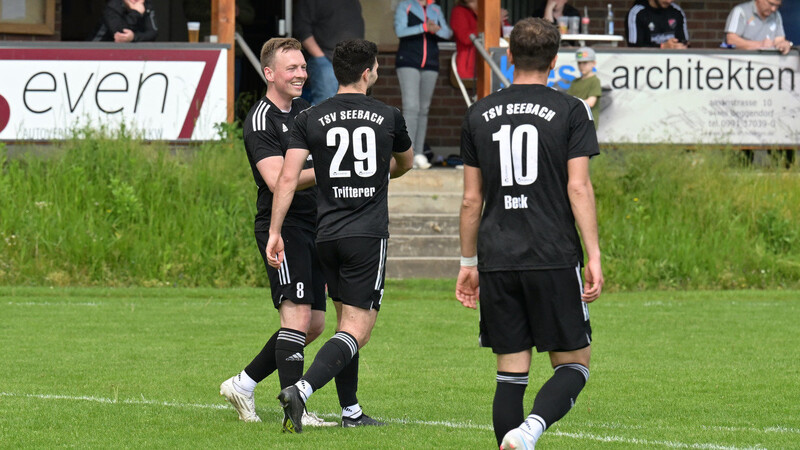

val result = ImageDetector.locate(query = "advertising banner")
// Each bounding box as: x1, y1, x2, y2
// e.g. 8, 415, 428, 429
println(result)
0, 45, 228, 141
491, 48, 800, 146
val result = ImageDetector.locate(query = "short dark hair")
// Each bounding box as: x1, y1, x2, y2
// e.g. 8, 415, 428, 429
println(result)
332, 39, 378, 86
260, 37, 302, 71
509, 18, 560, 72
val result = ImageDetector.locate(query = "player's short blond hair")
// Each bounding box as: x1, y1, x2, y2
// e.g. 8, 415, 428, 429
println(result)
260, 37, 303, 71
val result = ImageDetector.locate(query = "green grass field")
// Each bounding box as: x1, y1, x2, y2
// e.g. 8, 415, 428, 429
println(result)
1, 281, 799, 449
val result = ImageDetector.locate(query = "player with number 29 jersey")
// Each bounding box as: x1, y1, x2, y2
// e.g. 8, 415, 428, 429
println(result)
289, 93, 412, 242
460, 84, 599, 272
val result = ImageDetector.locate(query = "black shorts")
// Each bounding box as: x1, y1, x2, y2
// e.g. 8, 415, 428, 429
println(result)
478, 267, 591, 354
316, 237, 387, 311
255, 227, 326, 311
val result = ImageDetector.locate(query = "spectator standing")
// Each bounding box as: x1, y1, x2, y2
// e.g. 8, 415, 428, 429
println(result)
567, 47, 602, 130
91, 0, 157, 42
626, 0, 689, 49
724, 0, 792, 55
293, 0, 365, 105
450, 0, 509, 81
395, 0, 453, 170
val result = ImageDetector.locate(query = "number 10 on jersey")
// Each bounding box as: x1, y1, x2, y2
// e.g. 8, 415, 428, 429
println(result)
493, 124, 538, 186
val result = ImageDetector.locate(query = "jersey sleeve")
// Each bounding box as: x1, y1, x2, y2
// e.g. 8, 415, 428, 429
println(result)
245, 123, 283, 164
567, 99, 600, 159
724, 6, 745, 36
626, 6, 647, 47
391, 107, 413, 153
460, 111, 478, 167
288, 111, 311, 151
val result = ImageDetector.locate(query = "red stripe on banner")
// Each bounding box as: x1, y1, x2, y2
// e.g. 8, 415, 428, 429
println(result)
0, 48, 223, 139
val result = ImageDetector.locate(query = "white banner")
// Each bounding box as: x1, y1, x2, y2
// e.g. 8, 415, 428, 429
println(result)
0, 46, 228, 141
492, 49, 800, 146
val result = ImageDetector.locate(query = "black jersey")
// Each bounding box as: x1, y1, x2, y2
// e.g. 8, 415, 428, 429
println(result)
626, 0, 689, 47
460, 84, 599, 272
288, 93, 411, 242
243, 96, 315, 232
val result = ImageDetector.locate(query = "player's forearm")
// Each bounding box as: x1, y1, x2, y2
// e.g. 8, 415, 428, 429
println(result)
459, 195, 481, 258
269, 178, 298, 234
390, 151, 413, 178
568, 179, 601, 261
296, 168, 316, 190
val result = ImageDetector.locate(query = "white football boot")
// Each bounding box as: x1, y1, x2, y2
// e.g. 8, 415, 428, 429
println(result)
302, 410, 338, 427
500, 427, 537, 450
219, 377, 261, 422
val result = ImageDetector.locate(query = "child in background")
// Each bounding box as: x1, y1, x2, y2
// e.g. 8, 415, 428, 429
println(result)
566, 47, 601, 129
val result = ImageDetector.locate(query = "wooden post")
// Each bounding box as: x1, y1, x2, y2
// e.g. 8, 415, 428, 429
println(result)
477, 0, 501, 100
213, 0, 236, 123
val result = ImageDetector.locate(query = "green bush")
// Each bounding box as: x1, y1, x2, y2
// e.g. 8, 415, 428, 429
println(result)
1, 135, 798, 290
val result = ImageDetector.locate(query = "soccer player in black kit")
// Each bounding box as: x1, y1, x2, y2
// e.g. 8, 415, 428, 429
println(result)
455, 18, 604, 449
266, 38, 414, 434
219, 37, 337, 428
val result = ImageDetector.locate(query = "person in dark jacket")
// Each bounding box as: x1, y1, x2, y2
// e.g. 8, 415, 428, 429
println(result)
626, 0, 689, 49
91, 0, 157, 42
394, 0, 452, 170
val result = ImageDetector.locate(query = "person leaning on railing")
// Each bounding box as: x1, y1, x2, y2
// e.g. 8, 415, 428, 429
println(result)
90, 0, 157, 43
724, 0, 793, 55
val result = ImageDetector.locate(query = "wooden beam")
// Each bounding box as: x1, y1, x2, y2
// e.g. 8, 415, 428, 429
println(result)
213, 0, 236, 123
477, 0, 501, 99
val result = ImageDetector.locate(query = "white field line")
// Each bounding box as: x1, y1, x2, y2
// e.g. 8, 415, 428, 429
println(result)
3, 301, 251, 307
5, 302, 103, 306
0, 391, 783, 449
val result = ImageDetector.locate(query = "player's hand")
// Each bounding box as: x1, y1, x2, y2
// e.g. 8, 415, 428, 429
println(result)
265, 233, 284, 268
455, 266, 479, 309
760, 37, 774, 49
426, 20, 441, 34
581, 259, 603, 303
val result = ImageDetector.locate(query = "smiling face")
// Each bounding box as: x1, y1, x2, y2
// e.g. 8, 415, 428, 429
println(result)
265, 48, 307, 100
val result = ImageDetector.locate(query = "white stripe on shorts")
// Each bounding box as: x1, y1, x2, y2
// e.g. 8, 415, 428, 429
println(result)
575, 265, 589, 321
374, 238, 387, 290
279, 256, 290, 286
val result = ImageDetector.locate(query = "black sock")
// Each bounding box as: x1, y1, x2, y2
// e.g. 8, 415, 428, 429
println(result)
530, 363, 589, 429
335, 351, 359, 408
274, 328, 307, 389
243, 331, 279, 383
493, 371, 528, 447
303, 331, 358, 391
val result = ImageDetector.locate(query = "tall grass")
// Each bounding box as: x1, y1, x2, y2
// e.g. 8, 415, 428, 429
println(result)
592, 148, 800, 290
0, 128, 261, 287
1, 134, 799, 290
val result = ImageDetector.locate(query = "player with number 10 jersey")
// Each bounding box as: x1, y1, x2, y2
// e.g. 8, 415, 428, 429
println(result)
460, 84, 599, 271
